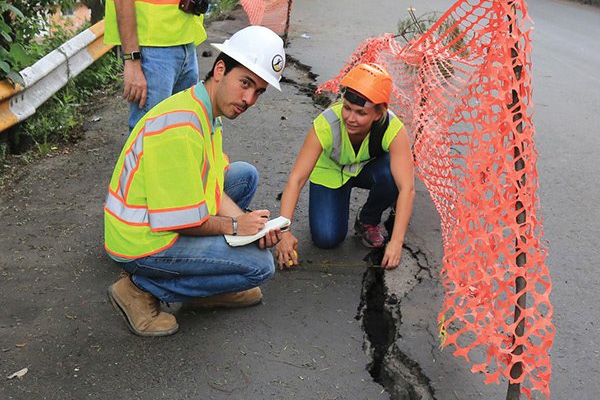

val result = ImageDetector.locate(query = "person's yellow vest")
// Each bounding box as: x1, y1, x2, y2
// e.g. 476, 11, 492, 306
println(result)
104, 0, 206, 47
310, 103, 404, 188
104, 84, 228, 259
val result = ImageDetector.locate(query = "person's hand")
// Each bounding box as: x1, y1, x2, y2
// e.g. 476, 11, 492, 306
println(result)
381, 241, 402, 270
257, 228, 282, 249
123, 60, 147, 108
275, 231, 298, 270
237, 210, 270, 235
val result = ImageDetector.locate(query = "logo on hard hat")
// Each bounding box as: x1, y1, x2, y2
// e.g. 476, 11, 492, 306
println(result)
271, 54, 284, 73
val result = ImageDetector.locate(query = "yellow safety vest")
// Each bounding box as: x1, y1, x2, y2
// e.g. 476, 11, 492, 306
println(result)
310, 103, 403, 188
104, 0, 206, 47
104, 84, 228, 259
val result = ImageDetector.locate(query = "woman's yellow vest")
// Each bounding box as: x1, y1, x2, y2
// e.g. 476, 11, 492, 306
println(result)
310, 103, 404, 188
104, 84, 228, 259
104, 0, 206, 47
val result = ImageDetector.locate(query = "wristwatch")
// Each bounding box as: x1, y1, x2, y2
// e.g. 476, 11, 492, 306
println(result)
231, 217, 238, 236
122, 51, 142, 61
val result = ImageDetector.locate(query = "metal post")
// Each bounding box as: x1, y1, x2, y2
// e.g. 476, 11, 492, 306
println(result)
505, 2, 527, 399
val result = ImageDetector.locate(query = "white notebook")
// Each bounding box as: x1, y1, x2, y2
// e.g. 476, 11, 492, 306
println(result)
224, 216, 291, 247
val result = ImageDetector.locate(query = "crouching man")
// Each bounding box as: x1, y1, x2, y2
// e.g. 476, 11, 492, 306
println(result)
103, 26, 286, 336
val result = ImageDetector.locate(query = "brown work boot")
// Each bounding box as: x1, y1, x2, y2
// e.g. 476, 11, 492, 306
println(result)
186, 287, 263, 309
108, 277, 179, 337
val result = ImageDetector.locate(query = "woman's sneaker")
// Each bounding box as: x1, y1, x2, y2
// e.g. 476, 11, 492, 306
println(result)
354, 219, 386, 248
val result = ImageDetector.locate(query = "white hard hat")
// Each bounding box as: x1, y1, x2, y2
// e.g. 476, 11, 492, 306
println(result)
211, 25, 286, 91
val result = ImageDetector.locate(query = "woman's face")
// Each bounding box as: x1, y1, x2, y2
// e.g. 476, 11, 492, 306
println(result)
341, 99, 383, 136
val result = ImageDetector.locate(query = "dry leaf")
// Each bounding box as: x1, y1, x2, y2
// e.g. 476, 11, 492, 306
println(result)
7, 367, 28, 379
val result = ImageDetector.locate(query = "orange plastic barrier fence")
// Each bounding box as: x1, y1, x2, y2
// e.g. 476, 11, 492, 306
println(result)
239, 0, 293, 35
318, 1, 553, 398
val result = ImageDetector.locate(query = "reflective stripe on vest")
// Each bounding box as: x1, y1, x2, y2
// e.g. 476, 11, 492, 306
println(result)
105, 191, 209, 230
107, 110, 211, 230
321, 108, 372, 175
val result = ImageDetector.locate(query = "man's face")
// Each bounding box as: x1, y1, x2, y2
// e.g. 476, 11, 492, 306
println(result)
213, 62, 269, 119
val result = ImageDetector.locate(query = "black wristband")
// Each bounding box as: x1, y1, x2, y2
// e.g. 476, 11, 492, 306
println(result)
122, 51, 142, 61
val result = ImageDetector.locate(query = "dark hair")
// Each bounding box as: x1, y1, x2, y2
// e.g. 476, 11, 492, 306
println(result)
204, 52, 241, 81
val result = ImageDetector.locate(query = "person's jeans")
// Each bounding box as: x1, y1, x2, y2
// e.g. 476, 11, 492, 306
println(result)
129, 43, 199, 131
309, 154, 398, 249
120, 162, 275, 303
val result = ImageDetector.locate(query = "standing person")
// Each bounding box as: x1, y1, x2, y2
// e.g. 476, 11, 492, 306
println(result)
104, 26, 287, 337
104, 0, 208, 131
275, 63, 415, 270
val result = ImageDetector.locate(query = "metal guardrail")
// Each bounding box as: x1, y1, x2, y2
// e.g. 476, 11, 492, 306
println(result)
0, 20, 114, 133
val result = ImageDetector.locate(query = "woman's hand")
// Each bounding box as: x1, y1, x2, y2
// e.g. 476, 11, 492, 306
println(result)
381, 240, 403, 270
275, 231, 299, 270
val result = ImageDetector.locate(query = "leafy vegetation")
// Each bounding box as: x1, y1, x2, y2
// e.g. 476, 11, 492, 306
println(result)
397, 9, 467, 53
12, 23, 120, 156
397, 9, 468, 79
206, 0, 241, 22
1, 1, 78, 83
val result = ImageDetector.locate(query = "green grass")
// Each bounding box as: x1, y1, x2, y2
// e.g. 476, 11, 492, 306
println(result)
206, 0, 240, 22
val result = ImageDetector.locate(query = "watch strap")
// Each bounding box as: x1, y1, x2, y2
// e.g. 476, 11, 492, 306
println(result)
122, 51, 142, 61
231, 217, 238, 236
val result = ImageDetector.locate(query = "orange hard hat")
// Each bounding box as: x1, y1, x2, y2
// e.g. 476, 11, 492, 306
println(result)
340, 63, 392, 106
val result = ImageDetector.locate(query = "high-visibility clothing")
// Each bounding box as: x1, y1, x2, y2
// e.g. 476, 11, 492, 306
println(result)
309, 103, 404, 188
104, 0, 206, 47
104, 83, 228, 259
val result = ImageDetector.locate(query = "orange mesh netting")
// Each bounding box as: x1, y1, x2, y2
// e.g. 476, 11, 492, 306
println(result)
239, 0, 293, 34
318, 1, 553, 398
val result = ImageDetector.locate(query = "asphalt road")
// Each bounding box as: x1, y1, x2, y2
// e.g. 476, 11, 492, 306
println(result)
0, 1, 598, 399
288, 0, 600, 399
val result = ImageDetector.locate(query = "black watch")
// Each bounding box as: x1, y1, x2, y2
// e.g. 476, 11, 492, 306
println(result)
122, 51, 142, 61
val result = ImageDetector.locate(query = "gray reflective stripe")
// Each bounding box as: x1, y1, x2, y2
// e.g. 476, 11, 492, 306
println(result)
149, 203, 209, 230
117, 110, 205, 199
105, 191, 210, 229
108, 109, 210, 229
145, 111, 202, 135
342, 160, 369, 175
322, 109, 343, 163
322, 108, 367, 175
322, 107, 384, 177
118, 133, 144, 197
105, 191, 149, 225
202, 150, 210, 190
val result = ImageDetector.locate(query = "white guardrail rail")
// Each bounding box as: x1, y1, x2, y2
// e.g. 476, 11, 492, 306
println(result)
0, 20, 113, 132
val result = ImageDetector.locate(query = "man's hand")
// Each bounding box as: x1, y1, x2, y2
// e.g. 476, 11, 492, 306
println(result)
258, 228, 282, 250
237, 209, 270, 235
123, 60, 147, 108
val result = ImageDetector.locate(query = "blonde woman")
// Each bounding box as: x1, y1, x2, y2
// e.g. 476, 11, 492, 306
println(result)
276, 63, 415, 270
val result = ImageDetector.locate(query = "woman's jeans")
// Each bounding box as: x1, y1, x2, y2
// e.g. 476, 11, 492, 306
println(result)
129, 43, 199, 131
120, 162, 275, 303
309, 154, 398, 249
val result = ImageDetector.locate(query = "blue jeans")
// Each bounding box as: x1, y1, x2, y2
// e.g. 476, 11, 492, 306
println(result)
309, 154, 398, 249
120, 162, 275, 303
129, 43, 199, 131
